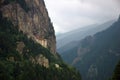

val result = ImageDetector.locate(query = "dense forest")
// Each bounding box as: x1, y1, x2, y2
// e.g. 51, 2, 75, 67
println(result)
111, 61, 120, 80
0, 10, 81, 80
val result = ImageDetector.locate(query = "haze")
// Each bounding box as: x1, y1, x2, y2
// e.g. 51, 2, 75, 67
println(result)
44, 0, 120, 33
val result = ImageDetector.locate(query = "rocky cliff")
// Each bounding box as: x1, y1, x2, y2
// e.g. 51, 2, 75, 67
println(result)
0, 12, 81, 80
0, 0, 56, 55
0, 0, 82, 80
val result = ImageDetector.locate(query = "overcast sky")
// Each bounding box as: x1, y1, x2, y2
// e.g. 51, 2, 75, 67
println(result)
44, 0, 120, 33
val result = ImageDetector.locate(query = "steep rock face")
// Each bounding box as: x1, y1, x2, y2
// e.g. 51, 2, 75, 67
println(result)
0, 13, 82, 80
0, 0, 56, 54
30, 54, 49, 68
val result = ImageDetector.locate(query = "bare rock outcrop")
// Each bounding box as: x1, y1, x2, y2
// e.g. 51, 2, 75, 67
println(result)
0, 0, 56, 55
30, 54, 49, 68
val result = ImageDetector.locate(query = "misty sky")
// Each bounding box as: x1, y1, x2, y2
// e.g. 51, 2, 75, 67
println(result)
44, 0, 120, 33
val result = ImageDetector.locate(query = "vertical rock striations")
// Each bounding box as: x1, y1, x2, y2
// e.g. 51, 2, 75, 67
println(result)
0, 0, 56, 55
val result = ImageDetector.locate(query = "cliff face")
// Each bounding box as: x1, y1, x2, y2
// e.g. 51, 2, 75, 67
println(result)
0, 11, 82, 80
0, 0, 56, 54
0, 1, 82, 80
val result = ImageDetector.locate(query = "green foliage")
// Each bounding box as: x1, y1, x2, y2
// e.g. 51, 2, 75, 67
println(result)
111, 61, 120, 80
0, 60, 81, 80
0, 10, 81, 80
0, 11, 20, 60
17, 0, 30, 12
2, 0, 15, 5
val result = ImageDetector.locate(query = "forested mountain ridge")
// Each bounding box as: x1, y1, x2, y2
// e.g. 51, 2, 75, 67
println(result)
0, 0, 81, 80
61, 16, 120, 80
57, 20, 115, 50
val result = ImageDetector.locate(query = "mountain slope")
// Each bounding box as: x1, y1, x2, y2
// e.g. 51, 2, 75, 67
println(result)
0, 0, 56, 54
57, 20, 115, 50
61, 16, 120, 80
0, 0, 81, 80
111, 61, 120, 80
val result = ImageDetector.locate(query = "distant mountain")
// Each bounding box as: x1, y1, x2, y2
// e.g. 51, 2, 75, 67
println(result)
57, 20, 115, 50
61, 16, 120, 80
